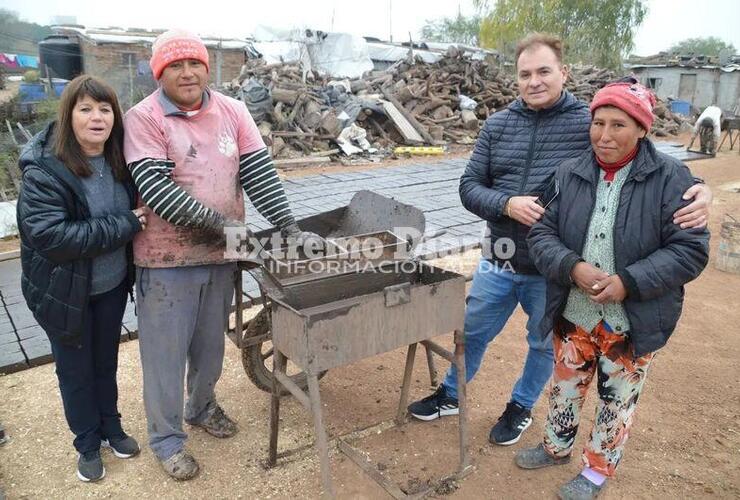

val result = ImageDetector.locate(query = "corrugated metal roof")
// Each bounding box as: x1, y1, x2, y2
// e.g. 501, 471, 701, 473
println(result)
626, 63, 740, 72
53, 26, 248, 50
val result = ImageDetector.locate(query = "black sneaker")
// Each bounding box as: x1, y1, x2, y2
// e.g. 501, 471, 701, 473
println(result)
77, 450, 105, 482
489, 401, 532, 445
102, 434, 140, 458
408, 386, 459, 421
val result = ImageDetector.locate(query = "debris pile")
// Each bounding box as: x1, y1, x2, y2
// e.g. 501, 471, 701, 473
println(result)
225, 47, 513, 160
224, 51, 687, 163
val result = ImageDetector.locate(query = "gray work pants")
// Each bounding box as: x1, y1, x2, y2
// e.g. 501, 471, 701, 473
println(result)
136, 264, 236, 460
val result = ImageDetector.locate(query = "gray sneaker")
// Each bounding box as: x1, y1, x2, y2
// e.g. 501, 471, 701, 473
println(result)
102, 434, 140, 458
515, 443, 571, 469
160, 450, 200, 481
77, 450, 105, 482
187, 404, 237, 438
558, 474, 605, 500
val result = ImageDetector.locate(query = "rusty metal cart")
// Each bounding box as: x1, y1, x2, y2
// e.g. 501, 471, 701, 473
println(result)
229, 190, 442, 393
228, 191, 471, 497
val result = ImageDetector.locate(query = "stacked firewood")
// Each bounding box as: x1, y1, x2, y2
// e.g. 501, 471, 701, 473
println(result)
225, 52, 687, 160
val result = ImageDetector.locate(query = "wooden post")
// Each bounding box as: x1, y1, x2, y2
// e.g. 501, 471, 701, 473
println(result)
216, 39, 223, 88
128, 54, 134, 108
45, 64, 53, 97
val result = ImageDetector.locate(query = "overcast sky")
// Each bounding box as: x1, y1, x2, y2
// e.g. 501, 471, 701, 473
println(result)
3, 0, 739, 56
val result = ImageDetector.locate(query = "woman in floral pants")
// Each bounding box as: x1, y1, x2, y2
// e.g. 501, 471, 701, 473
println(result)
544, 318, 653, 475
520, 78, 710, 499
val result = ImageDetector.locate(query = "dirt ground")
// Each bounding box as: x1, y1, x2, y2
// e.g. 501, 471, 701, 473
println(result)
1, 145, 739, 499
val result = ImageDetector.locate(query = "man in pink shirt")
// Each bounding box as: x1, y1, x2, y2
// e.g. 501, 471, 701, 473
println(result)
124, 29, 311, 480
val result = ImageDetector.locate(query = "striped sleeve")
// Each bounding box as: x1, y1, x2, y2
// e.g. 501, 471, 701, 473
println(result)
129, 157, 225, 231
239, 148, 296, 228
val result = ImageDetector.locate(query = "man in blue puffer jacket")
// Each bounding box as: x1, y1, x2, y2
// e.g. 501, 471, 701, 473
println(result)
408, 33, 712, 446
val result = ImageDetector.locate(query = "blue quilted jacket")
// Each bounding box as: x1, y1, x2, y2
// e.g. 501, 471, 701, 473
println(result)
459, 91, 591, 274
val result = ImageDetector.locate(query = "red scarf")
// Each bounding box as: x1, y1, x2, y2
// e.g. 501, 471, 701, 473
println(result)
595, 145, 638, 181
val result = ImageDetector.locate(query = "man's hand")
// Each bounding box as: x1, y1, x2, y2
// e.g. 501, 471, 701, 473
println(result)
590, 275, 627, 304
506, 196, 546, 226
571, 261, 609, 296
281, 223, 326, 254
673, 184, 712, 229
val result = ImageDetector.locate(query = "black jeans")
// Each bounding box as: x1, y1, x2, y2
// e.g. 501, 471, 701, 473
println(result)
48, 281, 128, 454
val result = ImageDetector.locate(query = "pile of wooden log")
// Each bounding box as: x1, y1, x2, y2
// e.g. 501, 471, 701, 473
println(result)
567, 65, 688, 136
227, 48, 515, 158
225, 53, 687, 161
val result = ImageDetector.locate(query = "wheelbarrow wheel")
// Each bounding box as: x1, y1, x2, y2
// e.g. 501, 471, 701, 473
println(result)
241, 308, 327, 396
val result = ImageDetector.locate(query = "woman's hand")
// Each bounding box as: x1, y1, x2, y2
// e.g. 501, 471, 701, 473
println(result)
132, 207, 148, 230
571, 261, 609, 295
673, 184, 712, 229
590, 275, 627, 304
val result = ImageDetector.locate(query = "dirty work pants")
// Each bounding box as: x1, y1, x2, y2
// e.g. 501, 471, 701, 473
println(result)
49, 280, 128, 454
136, 264, 235, 460
441, 261, 553, 409
543, 318, 654, 477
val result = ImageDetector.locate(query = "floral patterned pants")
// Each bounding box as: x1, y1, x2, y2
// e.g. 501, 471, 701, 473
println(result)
543, 317, 654, 477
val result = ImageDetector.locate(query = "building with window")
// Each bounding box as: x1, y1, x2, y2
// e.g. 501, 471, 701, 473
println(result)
626, 54, 740, 115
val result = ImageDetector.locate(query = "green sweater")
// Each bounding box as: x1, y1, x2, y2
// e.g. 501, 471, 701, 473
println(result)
562, 164, 632, 334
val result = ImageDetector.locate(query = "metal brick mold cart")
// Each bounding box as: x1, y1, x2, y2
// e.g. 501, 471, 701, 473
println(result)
227, 191, 472, 497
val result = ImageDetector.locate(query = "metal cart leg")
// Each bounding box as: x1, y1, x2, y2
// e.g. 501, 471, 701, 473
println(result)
307, 373, 335, 499
234, 271, 243, 349
396, 343, 418, 425
268, 350, 286, 467
453, 329, 470, 472
424, 343, 438, 387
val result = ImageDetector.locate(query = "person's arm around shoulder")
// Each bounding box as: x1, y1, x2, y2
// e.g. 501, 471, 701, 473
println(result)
18, 166, 142, 264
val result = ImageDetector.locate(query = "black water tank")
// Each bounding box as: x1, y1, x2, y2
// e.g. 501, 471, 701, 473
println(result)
39, 35, 83, 80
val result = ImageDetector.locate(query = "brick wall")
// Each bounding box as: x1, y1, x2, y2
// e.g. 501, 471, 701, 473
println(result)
79, 39, 244, 110
206, 48, 245, 86
80, 39, 157, 110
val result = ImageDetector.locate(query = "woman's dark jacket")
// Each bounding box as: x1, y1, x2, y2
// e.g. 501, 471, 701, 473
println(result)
16, 122, 140, 347
527, 139, 710, 357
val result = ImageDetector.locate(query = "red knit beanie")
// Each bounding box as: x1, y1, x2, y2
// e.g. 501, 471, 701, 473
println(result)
590, 81, 656, 131
150, 29, 209, 80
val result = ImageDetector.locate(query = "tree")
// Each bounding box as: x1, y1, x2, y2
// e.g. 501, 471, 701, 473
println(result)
0, 9, 52, 55
477, 0, 648, 69
668, 37, 736, 56
420, 11, 482, 46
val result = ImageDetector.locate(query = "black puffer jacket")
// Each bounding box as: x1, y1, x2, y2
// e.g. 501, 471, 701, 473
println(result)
459, 91, 591, 274
527, 140, 710, 356
17, 122, 140, 347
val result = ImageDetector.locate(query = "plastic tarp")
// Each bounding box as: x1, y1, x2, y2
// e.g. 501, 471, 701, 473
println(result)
251, 26, 373, 79
306, 32, 373, 79
240, 79, 272, 123
0, 201, 17, 238
252, 41, 303, 64
366, 42, 441, 64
